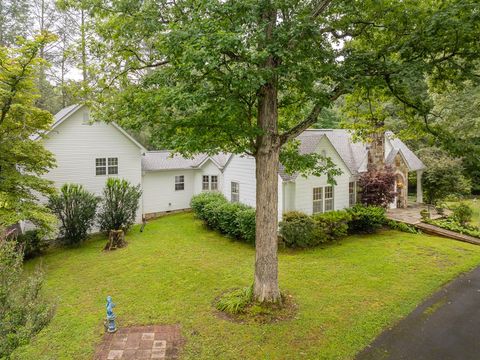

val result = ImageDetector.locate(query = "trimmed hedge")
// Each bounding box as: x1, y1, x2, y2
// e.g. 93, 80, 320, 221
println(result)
345, 205, 386, 234
279, 211, 315, 248
280, 205, 389, 248
190, 193, 256, 244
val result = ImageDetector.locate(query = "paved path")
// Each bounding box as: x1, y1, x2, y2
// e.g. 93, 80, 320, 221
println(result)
356, 266, 480, 360
94, 324, 184, 360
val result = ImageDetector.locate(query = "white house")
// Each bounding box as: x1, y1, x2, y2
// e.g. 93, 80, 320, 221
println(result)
40, 105, 425, 223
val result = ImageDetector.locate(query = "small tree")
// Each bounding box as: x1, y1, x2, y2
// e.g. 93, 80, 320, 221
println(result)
48, 184, 99, 245
419, 148, 471, 205
0, 240, 54, 357
98, 178, 142, 233
358, 166, 397, 208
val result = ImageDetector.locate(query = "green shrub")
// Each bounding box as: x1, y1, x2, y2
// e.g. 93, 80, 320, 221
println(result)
217, 202, 249, 238
0, 241, 54, 358
279, 211, 316, 248
312, 210, 352, 242
346, 205, 386, 234
190, 192, 227, 221
452, 203, 473, 226
202, 199, 225, 229
48, 184, 99, 245
98, 178, 142, 233
420, 209, 430, 221
16, 230, 49, 259
386, 220, 420, 234
236, 208, 256, 244
215, 286, 253, 314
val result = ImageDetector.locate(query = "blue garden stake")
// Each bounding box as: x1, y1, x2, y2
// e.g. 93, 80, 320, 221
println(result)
106, 296, 117, 333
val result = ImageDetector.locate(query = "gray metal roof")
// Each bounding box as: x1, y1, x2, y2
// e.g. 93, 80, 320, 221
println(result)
142, 151, 229, 171
279, 129, 425, 180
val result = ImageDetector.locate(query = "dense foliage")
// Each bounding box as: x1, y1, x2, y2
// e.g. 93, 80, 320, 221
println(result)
98, 178, 142, 233
452, 203, 474, 226
15, 229, 49, 259
358, 166, 397, 208
48, 184, 98, 245
345, 205, 387, 234
0, 241, 53, 358
419, 148, 471, 205
279, 212, 316, 248
0, 34, 57, 232
190, 193, 256, 244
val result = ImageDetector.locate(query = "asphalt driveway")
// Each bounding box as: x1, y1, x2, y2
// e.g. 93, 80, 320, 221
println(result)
356, 266, 480, 360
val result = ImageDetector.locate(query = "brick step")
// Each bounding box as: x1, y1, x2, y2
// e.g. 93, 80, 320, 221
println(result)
415, 223, 480, 246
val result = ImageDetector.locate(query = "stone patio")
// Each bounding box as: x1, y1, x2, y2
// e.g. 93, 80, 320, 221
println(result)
94, 325, 184, 360
387, 204, 445, 225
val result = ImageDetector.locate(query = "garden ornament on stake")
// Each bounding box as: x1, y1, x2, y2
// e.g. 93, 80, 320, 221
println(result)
105, 296, 117, 333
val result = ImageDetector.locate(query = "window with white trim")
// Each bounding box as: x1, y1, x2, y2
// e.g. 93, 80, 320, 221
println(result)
202, 175, 210, 190
312, 187, 323, 214
108, 157, 118, 175
231, 182, 239, 202
349, 182, 356, 207
325, 185, 334, 211
96, 157, 118, 176
96, 158, 106, 175
175, 175, 185, 191
211, 175, 218, 190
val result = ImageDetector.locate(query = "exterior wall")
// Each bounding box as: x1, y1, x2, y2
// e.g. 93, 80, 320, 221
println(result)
222, 155, 283, 219
193, 160, 223, 195
368, 132, 385, 170
142, 169, 196, 214
42, 107, 144, 221
292, 136, 353, 215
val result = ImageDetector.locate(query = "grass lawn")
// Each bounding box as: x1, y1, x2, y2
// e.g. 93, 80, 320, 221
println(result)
14, 212, 480, 360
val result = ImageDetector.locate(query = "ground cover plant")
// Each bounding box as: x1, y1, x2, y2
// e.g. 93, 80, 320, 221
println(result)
13, 213, 480, 360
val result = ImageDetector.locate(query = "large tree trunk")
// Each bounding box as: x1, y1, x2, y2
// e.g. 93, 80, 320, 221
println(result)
254, 78, 281, 303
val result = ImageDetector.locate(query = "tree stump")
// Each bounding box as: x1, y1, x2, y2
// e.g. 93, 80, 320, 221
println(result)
104, 230, 127, 251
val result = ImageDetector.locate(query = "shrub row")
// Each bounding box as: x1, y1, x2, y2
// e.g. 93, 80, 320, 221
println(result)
425, 218, 480, 239
190, 192, 256, 244
280, 205, 388, 248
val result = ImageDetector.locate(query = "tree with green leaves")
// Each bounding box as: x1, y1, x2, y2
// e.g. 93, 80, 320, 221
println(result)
0, 34, 57, 232
82, 0, 479, 302
418, 147, 471, 206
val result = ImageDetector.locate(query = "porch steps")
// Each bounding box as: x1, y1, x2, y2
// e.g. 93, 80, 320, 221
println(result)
414, 222, 480, 246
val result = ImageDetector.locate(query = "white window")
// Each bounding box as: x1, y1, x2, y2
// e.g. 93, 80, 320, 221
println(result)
96, 158, 106, 175
349, 182, 356, 206
313, 187, 323, 214
211, 175, 218, 190
325, 185, 334, 211
175, 175, 184, 191
231, 182, 239, 202
202, 175, 210, 190
96, 157, 118, 176
108, 157, 118, 175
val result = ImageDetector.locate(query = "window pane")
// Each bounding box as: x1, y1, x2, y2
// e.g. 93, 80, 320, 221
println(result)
211, 176, 218, 190
202, 175, 209, 190
175, 175, 185, 191
325, 186, 334, 211
95, 158, 106, 175
231, 182, 239, 202
349, 182, 355, 206
312, 187, 323, 213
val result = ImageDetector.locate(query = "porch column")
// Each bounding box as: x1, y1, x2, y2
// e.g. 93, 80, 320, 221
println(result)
416, 170, 423, 204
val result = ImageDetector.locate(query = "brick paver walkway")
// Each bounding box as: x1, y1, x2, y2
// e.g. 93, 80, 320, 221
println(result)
94, 325, 184, 360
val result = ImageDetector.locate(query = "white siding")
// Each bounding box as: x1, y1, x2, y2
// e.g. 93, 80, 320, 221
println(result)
222, 155, 283, 219
142, 170, 195, 214
292, 136, 352, 215
193, 160, 223, 195
42, 107, 143, 220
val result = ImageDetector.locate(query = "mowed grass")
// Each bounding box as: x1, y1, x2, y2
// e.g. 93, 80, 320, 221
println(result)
14, 212, 480, 360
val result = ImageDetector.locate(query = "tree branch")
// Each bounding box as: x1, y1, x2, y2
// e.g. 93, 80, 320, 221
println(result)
312, 0, 333, 18
279, 86, 344, 144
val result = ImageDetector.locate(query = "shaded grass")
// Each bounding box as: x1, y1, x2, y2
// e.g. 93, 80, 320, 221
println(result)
13, 212, 480, 360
